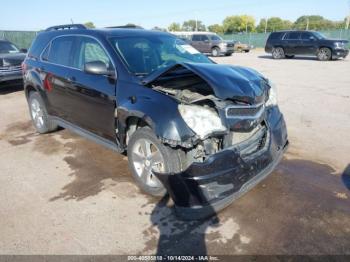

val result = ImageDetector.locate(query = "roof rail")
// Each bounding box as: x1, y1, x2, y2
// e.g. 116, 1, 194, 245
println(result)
105, 25, 144, 29
45, 24, 87, 32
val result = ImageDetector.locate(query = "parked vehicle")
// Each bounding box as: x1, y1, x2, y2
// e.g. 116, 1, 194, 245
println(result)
0, 39, 27, 86
23, 24, 288, 219
172, 31, 234, 57
265, 30, 349, 61
233, 41, 252, 53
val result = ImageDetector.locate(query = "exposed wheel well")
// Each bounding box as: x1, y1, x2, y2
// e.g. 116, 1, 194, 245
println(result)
125, 117, 150, 145
25, 85, 36, 98
212, 46, 220, 50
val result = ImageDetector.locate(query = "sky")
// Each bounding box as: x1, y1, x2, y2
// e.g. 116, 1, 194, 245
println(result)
1, 0, 349, 31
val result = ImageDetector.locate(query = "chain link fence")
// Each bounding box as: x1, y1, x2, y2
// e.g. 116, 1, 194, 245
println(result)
220, 29, 350, 48
1, 29, 350, 50
0, 30, 38, 49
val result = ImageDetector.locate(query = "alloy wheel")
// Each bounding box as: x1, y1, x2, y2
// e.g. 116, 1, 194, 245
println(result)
131, 138, 165, 188
30, 99, 44, 129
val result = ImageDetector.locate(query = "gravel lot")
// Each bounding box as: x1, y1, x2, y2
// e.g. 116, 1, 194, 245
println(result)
0, 50, 349, 255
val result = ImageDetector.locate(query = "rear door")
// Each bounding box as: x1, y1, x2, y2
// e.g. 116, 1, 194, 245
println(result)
41, 35, 76, 120
64, 36, 117, 141
201, 34, 211, 53
283, 32, 301, 55
190, 34, 203, 52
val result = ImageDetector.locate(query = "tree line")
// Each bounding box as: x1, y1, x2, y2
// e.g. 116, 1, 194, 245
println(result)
168, 15, 349, 34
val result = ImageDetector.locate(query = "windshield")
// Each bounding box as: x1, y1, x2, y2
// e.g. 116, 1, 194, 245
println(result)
110, 35, 212, 76
313, 32, 327, 40
210, 35, 222, 41
0, 41, 20, 54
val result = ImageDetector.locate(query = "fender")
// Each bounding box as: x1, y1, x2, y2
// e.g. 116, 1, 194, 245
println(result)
115, 83, 196, 149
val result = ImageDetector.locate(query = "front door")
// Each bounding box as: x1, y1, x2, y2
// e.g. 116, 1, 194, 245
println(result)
63, 36, 117, 142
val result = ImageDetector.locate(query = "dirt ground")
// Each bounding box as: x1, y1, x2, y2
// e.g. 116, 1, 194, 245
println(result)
0, 50, 349, 255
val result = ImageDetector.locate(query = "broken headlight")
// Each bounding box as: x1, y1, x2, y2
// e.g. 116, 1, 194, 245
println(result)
266, 80, 278, 107
178, 104, 226, 139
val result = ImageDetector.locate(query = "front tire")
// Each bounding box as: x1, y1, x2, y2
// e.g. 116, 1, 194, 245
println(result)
28, 92, 58, 134
211, 47, 220, 57
317, 47, 332, 61
127, 127, 183, 197
272, 47, 285, 59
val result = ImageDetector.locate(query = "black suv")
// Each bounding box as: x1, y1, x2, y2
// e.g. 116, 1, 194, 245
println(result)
265, 30, 349, 61
23, 24, 288, 219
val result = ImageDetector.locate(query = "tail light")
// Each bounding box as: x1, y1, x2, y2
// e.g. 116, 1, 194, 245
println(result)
44, 73, 53, 91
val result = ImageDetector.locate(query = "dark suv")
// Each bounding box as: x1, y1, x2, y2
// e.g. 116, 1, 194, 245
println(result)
265, 30, 349, 61
23, 24, 288, 219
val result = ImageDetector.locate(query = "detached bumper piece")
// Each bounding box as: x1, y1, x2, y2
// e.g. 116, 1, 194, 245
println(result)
155, 109, 288, 220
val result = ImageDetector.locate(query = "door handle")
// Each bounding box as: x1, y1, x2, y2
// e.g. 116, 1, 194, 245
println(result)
67, 76, 76, 83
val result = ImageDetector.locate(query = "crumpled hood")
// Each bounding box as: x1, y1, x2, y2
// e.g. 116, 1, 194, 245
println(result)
0, 53, 26, 67
142, 62, 268, 104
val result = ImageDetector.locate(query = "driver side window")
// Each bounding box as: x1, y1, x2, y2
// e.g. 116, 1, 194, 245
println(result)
75, 37, 111, 70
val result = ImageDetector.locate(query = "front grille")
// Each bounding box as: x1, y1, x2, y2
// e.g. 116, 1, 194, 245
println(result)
0, 65, 22, 74
225, 103, 264, 119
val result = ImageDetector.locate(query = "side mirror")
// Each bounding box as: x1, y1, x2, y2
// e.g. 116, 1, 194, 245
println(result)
20, 48, 28, 53
84, 61, 114, 77
309, 36, 316, 41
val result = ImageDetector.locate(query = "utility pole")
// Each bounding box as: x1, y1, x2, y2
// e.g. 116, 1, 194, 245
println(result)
264, 18, 268, 33
195, 11, 198, 31
306, 17, 309, 30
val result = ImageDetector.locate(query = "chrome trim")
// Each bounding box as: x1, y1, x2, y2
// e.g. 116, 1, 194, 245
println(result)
225, 102, 265, 119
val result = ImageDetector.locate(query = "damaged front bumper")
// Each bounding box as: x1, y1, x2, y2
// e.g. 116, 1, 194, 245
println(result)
155, 106, 288, 220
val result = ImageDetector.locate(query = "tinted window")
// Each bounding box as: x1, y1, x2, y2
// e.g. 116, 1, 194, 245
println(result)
192, 35, 201, 41
210, 35, 222, 41
74, 37, 111, 70
268, 32, 283, 40
301, 32, 314, 40
41, 45, 50, 61
201, 35, 209, 41
48, 36, 75, 67
284, 32, 301, 40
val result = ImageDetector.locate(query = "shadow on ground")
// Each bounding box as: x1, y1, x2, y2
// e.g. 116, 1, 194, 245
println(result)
258, 55, 342, 62
0, 82, 23, 95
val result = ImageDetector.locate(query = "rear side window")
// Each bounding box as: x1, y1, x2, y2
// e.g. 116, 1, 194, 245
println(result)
284, 32, 301, 40
47, 36, 75, 67
268, 32, 283, 40
192, 35, 201, 41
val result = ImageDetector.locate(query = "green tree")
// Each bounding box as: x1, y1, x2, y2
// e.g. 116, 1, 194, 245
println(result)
84, 22, 96, 28
294, 15, 335, 30
208, 24, 224, 34
256, 17, 293, 32
168, 22, 181, 32
182, 20, 206, 31
223, 15, 255, 33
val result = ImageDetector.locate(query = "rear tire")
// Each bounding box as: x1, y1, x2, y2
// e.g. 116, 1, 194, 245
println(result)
317, 47, 332, 61
127, 127, 183, 197
225, 53, 232, 56
28, 92, 58, 134
272, 47, 285, 59
211, 47, 220, 57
